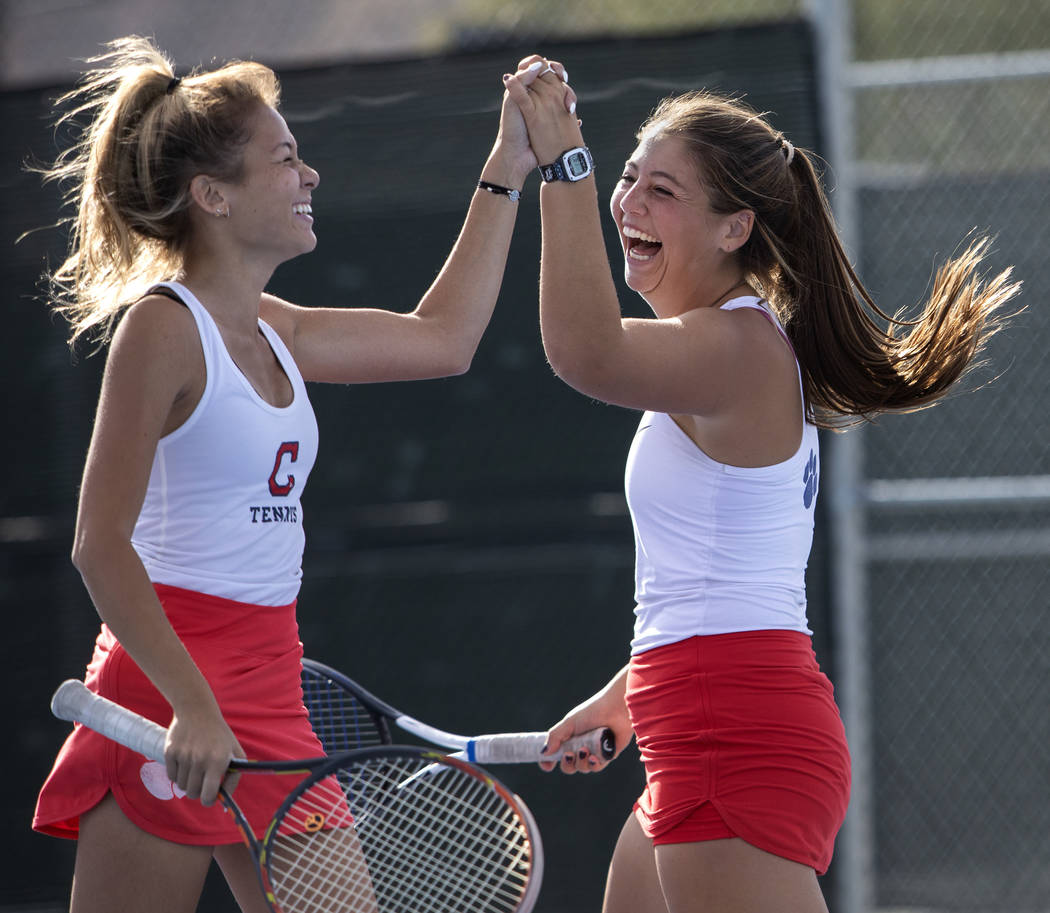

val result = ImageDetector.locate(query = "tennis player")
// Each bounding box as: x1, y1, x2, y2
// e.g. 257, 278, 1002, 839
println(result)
505, 57, 1019, 913
31, 37, 572, 913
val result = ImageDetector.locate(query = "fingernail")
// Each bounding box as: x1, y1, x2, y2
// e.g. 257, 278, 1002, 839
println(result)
569, 101, 577, 115
578, 749, 588, 760
562, 69, 569, 83
503, 73, 511, 82
540, 742, 549, 754
527, 61, 544, 72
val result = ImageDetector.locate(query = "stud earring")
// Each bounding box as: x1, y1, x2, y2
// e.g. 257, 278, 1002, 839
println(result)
215, 206, 229, 218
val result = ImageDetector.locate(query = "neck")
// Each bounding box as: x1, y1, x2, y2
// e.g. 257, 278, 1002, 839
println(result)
177, 266, 271, 338
179, 236, 279, 335
707, 279, 752, 309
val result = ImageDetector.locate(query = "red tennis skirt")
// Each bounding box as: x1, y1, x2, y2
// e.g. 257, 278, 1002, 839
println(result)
33, 583, 327, 845
626, 631, 850, 874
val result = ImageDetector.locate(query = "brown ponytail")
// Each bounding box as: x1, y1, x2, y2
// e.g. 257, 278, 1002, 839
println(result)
640, 91, 1021, 428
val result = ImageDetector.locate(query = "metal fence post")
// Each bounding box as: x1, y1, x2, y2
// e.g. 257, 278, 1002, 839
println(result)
804, 1, 875, 911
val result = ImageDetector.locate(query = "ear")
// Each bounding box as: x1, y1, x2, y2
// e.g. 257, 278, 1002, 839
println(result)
189, 174, 227, 217
720, 210, 754, 253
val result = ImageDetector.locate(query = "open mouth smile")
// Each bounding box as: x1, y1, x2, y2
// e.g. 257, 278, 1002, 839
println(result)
623, 225, 662, 261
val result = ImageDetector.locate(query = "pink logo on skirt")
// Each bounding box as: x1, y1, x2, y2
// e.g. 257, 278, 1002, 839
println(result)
139, 761, 188, 800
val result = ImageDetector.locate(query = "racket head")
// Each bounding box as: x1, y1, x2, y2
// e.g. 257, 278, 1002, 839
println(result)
259, 745, 544, 913
301, 658, 395, 752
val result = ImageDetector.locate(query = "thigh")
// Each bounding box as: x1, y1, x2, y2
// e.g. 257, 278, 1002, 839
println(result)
218, 826, 378, 913
71, 794, 213, 913
214, 843, 270, 913
654, 838, 829, 913
603, 812, 667, 913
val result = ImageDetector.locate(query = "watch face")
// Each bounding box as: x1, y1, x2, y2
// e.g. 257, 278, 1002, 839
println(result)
564, 149, 591, 178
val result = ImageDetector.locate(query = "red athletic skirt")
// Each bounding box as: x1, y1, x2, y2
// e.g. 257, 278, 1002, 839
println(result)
626, 631, 850, 874
33, 583, 326, 845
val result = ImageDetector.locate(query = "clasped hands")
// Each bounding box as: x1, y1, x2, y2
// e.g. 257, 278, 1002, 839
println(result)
502, 54, 586, 174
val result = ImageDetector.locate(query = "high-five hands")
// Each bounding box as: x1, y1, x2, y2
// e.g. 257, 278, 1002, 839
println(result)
503, 55, 585, 167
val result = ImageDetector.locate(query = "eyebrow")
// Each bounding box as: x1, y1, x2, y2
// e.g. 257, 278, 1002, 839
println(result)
624, 161, 687, 189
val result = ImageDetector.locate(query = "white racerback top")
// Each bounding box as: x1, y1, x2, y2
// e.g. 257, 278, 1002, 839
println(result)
625, 297, 819, 654
130, 281, 319, 606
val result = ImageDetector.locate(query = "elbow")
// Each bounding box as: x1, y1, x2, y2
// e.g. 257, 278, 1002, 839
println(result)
70, 529, 99, 582
70, 525, 119, 587
70, 530, 88, 576
433, 334, 478, 378
444, 348, 475, 378
543, 339, 609, 399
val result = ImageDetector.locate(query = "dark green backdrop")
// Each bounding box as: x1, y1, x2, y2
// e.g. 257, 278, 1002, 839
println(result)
2, 22, 830, 911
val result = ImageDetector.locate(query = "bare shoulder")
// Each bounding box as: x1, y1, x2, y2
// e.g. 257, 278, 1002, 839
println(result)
106, 293, 203, 391
259, 291, 303, 351
259, 291, 302, 326
116, 292, 198, 345
687, 302, 795, 374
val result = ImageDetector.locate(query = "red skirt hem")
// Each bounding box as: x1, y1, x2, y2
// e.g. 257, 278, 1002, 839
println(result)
33, 584, 323, 845
626, 631, 850, 874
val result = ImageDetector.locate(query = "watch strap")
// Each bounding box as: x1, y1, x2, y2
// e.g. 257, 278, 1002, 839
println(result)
538, 146, 593, 183
538, 160, 566, 182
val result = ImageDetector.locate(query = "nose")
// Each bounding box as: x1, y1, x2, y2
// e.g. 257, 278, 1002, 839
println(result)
617, 181, 644, 215
301, 160, 319, 189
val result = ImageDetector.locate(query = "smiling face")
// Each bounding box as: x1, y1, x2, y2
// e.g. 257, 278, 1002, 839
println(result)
219, 103, 320, 264
609, 131, 750, 316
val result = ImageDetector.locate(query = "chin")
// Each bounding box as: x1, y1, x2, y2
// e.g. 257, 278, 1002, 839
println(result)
623, 268, 656, 296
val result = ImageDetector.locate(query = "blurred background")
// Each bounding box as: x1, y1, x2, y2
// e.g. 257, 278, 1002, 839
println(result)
2, 1, 1047, 911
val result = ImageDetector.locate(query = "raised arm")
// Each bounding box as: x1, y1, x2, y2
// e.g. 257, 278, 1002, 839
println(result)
267, 68, 575, 385
503, 58, 798, 431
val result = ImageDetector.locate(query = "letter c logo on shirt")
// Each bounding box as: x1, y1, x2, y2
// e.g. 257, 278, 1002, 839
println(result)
269, 441, 299, 496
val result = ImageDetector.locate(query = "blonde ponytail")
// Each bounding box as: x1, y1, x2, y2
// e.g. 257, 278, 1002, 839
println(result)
39, 36, 280, 347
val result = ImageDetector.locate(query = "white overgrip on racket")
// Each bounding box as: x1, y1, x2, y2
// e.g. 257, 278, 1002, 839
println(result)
466, 727, 614, 765
51, 679, 167, 763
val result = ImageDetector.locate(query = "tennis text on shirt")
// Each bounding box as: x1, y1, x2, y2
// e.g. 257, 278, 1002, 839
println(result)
130, 282, 319, 607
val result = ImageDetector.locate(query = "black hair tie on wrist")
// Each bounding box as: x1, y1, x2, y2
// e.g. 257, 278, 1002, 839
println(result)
166, 76, 182, 95
478, 180, 521, 202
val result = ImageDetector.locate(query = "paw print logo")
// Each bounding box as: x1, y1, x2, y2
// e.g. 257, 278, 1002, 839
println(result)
303, 812, 326, 833
803, 450, 819, 509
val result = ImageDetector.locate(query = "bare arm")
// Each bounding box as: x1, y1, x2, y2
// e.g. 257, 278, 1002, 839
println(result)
265, 74, 574, 384
504, 60, 796, 423
72, 298, 242, 805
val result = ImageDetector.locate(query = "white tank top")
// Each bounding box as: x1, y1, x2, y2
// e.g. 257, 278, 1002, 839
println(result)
625, 297, 819, 654
131, 281, 319, 606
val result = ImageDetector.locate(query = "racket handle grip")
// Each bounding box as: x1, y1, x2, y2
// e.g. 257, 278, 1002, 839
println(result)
51, 679, 168, 764
469, 727, 615, 765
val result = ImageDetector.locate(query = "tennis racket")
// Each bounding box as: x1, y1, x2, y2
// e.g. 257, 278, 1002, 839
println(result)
51, 679, 544, 913
301, 657, 615, 765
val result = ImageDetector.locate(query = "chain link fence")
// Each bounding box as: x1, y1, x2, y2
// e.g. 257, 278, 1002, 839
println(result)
833, 2, 1050, 909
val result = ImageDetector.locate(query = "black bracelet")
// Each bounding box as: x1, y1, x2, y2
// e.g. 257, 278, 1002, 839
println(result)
477, 180, 521, 202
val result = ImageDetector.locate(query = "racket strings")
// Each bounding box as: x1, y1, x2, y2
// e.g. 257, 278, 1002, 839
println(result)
301, 671, 386, 753
265, 755, 533, 913
336, 766, 529, 911
360, 771, 529, 910
269, 777, 372, 912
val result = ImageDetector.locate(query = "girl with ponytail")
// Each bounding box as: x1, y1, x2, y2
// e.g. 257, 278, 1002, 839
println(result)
33, 36, 574, 913
505, 59, 1018, 913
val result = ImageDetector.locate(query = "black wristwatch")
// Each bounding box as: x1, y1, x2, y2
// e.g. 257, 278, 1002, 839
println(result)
538, 146, 594, 183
